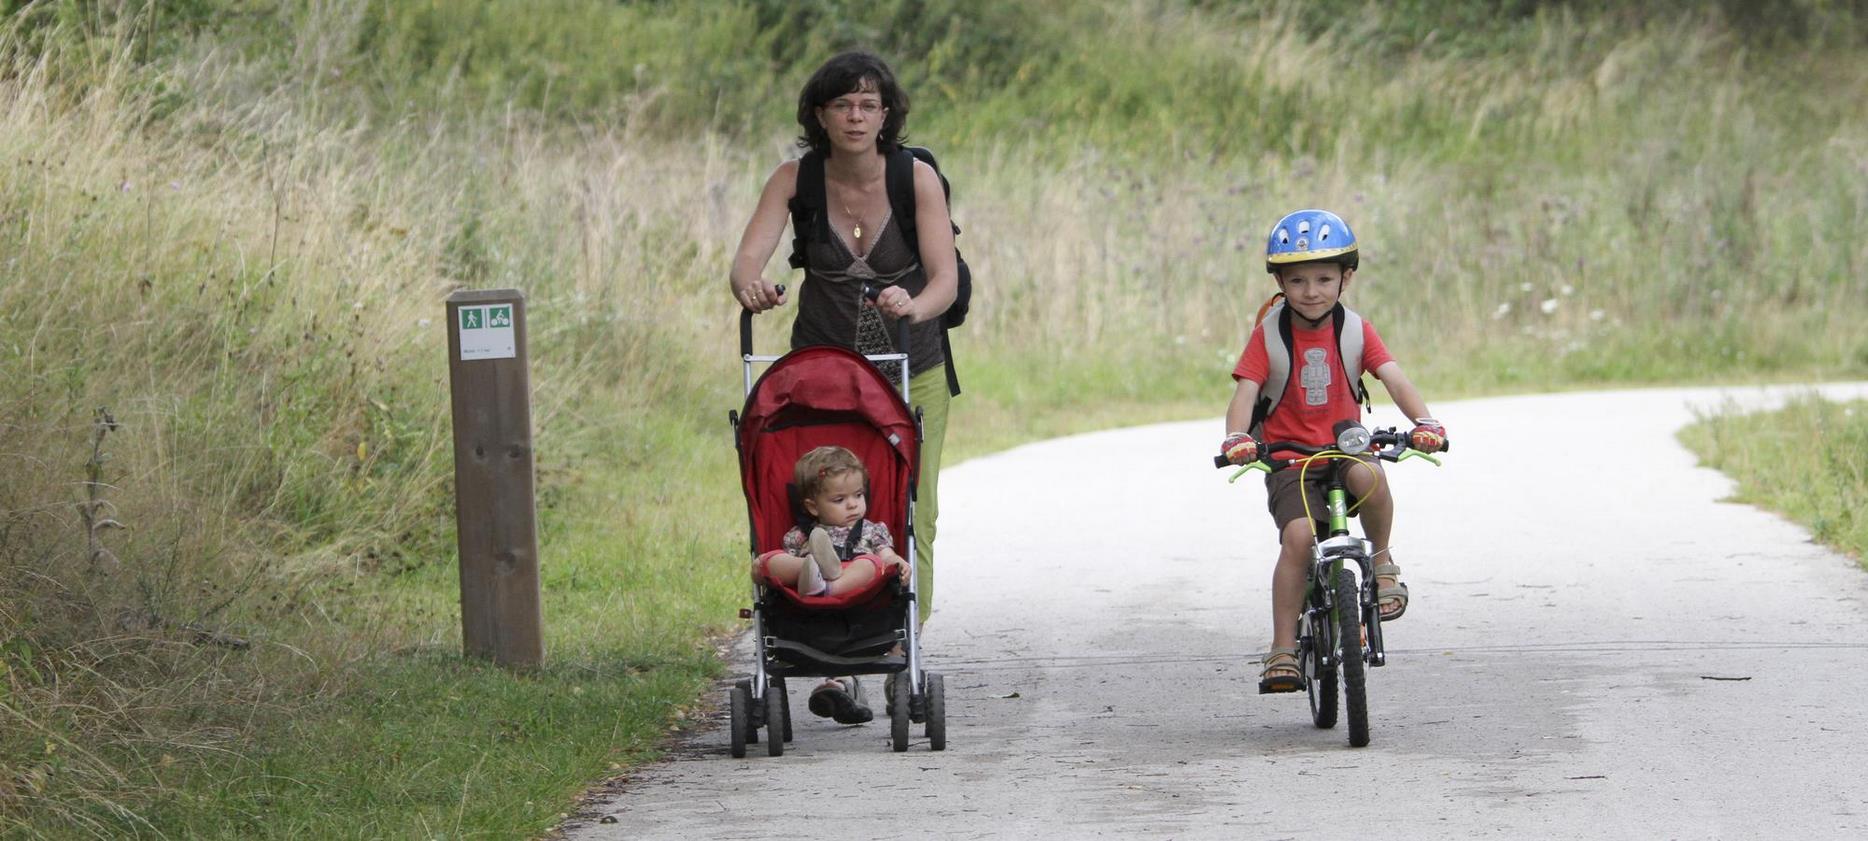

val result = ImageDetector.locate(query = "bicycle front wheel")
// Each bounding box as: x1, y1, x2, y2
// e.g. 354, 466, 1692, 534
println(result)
1337, 567, 1369, 747
1300, 605, 1337, 729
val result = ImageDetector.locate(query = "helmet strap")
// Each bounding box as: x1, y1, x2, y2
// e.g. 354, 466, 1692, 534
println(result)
1292, 302, 1338, 330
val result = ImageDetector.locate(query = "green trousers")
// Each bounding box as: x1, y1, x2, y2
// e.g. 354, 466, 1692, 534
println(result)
908, 365, 949, 626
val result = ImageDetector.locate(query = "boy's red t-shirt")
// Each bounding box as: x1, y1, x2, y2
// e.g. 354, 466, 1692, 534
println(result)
1233, 314, 1394, 459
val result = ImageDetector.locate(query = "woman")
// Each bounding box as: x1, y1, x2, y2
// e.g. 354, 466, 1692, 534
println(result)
729, 50, 957, 723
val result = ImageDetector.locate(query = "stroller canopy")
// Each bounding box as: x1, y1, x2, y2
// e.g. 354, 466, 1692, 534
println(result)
738, 346, 919, 556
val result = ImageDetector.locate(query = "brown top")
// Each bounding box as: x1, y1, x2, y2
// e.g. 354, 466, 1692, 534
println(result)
790, 213, 945, 383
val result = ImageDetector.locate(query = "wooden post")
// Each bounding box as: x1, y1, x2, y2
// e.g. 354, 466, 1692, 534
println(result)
445, 289, 543, 669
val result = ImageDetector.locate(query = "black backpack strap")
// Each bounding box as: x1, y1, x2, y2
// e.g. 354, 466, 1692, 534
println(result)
885, 147, 919, 247
888, 147, 965, 397
940, 329, 960, 396
787, 151, 827, 270
841, 521, 864, 561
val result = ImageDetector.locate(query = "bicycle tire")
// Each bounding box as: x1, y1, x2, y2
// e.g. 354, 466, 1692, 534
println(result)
1337, 567, 1369, 747
1301, 609, 1337, 729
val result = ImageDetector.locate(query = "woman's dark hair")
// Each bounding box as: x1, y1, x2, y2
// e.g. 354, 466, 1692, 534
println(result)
795, 51, 910, 155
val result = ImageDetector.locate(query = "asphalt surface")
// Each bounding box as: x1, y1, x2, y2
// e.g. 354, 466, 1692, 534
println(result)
563, 384, 1868, 840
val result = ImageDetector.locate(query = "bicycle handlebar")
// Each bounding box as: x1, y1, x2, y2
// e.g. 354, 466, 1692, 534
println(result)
1210, 427, 1447, 474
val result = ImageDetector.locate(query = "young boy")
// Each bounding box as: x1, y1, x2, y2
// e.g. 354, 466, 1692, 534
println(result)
1219, 209, 1447, 694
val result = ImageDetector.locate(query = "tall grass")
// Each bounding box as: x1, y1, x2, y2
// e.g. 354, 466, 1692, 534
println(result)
1, 0, 1865, 836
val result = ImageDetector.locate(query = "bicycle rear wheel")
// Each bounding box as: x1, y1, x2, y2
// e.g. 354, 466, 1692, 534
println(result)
1300, 606, 1337, 729
1337, 568, 1369, 747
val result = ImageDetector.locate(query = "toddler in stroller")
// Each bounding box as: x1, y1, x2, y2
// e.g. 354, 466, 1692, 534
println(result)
727, 341, 946, 756
754, 445, 911, 722
755, 445, 911, 601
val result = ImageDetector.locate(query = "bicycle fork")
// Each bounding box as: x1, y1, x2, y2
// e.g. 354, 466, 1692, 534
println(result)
1312, 537, 1387, 668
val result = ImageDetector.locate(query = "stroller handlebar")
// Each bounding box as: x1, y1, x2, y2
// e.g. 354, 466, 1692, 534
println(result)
739, 283, 910, 361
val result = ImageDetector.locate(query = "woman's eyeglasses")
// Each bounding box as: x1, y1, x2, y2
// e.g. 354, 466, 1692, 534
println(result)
825, 100, 884, 116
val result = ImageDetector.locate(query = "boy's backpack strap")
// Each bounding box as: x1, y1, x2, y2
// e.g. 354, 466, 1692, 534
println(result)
786, 151, 828, 270
1255, 301, 1292, 431
1336, 305, 1369, 409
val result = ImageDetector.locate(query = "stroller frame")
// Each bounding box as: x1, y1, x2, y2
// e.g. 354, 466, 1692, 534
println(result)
726, 298, 945, 755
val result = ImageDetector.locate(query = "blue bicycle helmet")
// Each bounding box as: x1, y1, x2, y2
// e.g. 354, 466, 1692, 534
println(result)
1265, 209, 1358, 273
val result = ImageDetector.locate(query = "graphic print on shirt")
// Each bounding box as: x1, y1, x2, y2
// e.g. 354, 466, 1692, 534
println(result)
1299, 347, 1332, 406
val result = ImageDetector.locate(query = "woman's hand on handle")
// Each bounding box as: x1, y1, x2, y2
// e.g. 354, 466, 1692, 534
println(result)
870, 284, 915, 320
734, 277, 788, 313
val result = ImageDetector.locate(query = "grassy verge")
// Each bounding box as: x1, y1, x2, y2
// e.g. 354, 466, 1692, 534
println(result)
2, 1, 1866, 837
1678, 397, 1868, 569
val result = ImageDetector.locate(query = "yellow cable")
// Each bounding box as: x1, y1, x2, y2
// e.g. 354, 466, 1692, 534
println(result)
1293, 451, 1386, 534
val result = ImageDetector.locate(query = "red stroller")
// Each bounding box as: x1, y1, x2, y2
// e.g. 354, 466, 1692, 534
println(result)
725, 305, 947, 756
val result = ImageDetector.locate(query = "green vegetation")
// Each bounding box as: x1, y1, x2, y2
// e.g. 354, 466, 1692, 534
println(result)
1, 0, 1865, 836
1680, 397, 1868, 568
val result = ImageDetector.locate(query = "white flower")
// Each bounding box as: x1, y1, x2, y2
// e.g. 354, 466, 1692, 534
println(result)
1540, 298, 1559, 315
1589, 309, 1605, 321
1560, 284, 1574, 296
1493, 303, 1512, 319
1519, 282, 1533, 292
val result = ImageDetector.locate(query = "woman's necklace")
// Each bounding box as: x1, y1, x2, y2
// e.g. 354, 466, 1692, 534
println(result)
829, 161, 882, 246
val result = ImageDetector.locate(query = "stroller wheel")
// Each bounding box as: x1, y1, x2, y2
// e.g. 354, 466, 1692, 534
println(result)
737, 679, 760, 744
924, 672, 946, 751
764, 686, 786, 757
777, 678, 794, 743
728, 684, 750, 758
889, 671, 911, 753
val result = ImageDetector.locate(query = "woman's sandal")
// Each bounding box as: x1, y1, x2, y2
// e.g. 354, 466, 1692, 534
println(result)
1258, 646, 1303, 694
1374, 563, 1409, 622
807, 677, 872, 724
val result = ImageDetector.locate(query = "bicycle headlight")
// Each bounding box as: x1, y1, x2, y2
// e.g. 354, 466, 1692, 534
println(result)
1335, 423, 1372, 455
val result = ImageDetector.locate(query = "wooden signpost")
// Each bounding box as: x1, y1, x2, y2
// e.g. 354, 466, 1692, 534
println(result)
445, 289, 542, 669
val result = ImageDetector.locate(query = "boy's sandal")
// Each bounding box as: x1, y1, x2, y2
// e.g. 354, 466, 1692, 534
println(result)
1374, 563, 1409, 622
806, 677, 872, 725
1257, 647, 1303, 694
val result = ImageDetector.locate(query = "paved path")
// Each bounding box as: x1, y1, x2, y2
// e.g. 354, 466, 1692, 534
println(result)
564, 384, 1868, 840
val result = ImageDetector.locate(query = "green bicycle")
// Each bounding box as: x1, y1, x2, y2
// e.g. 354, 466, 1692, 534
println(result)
1217, 423, 1444, 747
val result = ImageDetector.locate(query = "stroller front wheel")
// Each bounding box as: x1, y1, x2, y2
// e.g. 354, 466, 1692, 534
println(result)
764, 686, 786, 757
889, 672, 911, 752
728, 684, 750, 758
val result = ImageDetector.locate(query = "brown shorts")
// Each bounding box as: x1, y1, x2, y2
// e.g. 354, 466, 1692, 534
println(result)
1265, 454, 1380, 537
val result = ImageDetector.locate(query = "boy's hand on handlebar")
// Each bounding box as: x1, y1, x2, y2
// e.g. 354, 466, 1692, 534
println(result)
1221, 432, 1258, 465
1409, 420, 1447, 453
